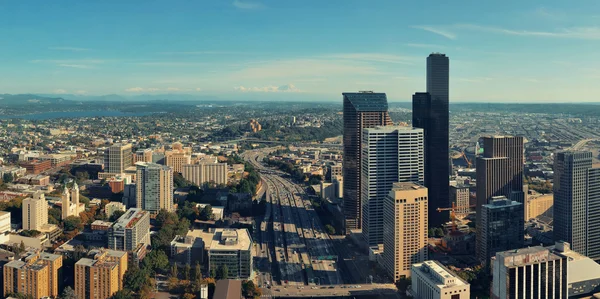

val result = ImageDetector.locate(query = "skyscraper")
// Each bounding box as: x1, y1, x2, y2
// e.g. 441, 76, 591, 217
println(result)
476, 136, 524, 262
478, 196, 524, 264
104, 143, 133, 174
107, 208, 151, 251
553, 151, 600, 259
136, 162, 174, 213
361, 126, 424, 246
382, 182, 428, 280
412, 53, 450, 227
342, 91, 392, 232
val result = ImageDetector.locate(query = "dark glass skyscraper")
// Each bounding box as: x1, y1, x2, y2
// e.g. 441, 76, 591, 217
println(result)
475, 136, 524, 262
554, 151, 600, 260
412, 53, 450, 227
342, 92, 392, 232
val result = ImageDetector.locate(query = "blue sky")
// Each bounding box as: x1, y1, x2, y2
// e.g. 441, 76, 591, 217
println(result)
1, 0, 600, 102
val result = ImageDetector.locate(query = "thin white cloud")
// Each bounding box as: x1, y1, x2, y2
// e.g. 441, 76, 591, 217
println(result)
125, 87, 146, 92
456, 24, 600, 40
134, 62, 208, 67
74, 90, 88, 95
411, 25, 457, 40
147, 88, 160, 92
195, 88, 202, 91
234, 84, 301, 93
53, 89, 68, 94
58, 64, 92, 69
233, 0, 264, 9
49, 47, 90, 52
166, 87, 180, 91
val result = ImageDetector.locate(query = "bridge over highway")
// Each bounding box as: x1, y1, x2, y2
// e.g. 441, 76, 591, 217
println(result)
260, 284, 399, 298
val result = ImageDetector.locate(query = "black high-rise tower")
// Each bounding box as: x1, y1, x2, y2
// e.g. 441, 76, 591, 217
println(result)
412, 53, 450, 227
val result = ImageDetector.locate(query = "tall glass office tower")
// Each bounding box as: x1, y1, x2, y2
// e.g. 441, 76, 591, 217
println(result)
412, 53, 450, 227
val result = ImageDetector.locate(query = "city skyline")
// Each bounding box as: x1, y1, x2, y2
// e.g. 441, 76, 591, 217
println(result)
2, 1, 600, 102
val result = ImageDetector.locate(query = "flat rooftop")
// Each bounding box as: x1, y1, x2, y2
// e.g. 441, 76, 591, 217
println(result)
114, 208, 147, 229
496, 246, 563, 268
413, 260, 468, 288
550, 245, 600, 284
209, 229, 252, 252
390, 182, 426, 191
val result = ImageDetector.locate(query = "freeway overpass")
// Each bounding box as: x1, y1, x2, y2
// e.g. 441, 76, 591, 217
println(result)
261, 284, 400, 298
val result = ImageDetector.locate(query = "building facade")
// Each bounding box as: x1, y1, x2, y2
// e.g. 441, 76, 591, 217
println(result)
22, 191, 48, 231
478, 197, 524, 264
105, 202, 126, 219
208, 229, 252, 279
104, 143, 132, 174
3, 251, 63, 298
412, 53, 450, 228
476, 136, 524, 262
135, 162, 174, 213
449, 185, 471, 219
361, 126, 424, 246
411, 260, 470, 299
75, 249, 128, 299
342, 91, 392, 232
382, 182, 428, 280
553, 151, 600, 259
132, 149, 153, 164
107, 209, 151, 252
165, 151, 191, 174
492, 245, 568, 299
183, 162, 228, 187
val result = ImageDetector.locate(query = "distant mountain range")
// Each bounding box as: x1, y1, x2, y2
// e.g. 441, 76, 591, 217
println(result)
0, 94, 76, 106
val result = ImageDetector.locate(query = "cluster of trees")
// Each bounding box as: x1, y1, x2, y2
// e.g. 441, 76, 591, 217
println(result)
178, 201, 214, 223
453, 265, 491, 297
251, 119, 343, 142
229, 162, 260, 195
0, 196, 24, 224
528, 180, 552, 194
151, 210, 191, 251
242, 280, 262, 299
428, 227, 445, 238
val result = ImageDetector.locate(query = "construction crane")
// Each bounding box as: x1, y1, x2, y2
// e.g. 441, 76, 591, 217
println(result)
460, 151, 472, 168
436, 202, 476, 232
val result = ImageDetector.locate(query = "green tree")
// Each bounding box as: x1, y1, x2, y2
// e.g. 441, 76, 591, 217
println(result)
63, 216, 82, 231
434, 227, 445, 237
199, 205, 213, 221
184, 263, 191, 281
123, 265, 151, 292
109, 289, 135, 299
195, 261, 202, 280
109, 210, 126, 222
2, 173, 13, 184
210, 267, 216, 279
216, 264, 229, 280
59, 286, 77, 299
324, 224, 335, 235
395, 277, 411, 293
242, 280, 262, 299
171, 262, 179, 278
48, 207, 62, 224
142, 249, 170, 273
19, 241, 26, 253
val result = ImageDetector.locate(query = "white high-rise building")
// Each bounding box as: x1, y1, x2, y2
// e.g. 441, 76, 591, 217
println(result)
22, 191, 49, 230
361, 126, 424, 246
136, 162, 174, 214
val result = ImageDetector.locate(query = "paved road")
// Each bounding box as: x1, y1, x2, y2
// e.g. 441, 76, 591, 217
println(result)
242, 148, 342, 287
265, 284, 399, 298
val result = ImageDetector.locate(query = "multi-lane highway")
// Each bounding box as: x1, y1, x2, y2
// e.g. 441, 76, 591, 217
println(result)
243, 148, 342, 288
